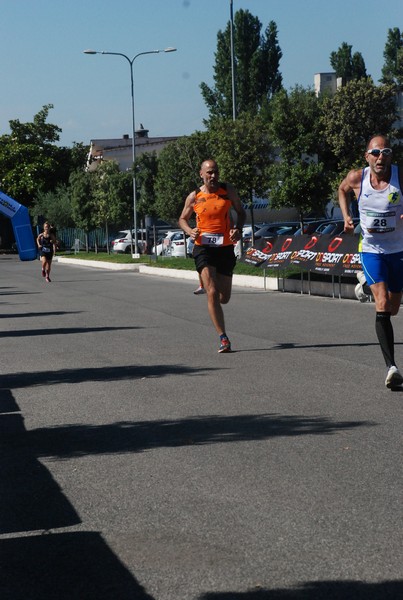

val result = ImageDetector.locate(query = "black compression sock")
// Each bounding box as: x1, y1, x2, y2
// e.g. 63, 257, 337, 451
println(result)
375, 311, 395, 367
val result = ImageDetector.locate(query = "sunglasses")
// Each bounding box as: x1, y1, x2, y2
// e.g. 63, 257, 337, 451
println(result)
367, 148, 393, 157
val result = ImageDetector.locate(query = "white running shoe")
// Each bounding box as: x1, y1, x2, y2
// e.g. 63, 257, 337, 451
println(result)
356, 271, 367, 286
385, 366, 403, 388
355, 283, 369, 303
193, 286, 206, 295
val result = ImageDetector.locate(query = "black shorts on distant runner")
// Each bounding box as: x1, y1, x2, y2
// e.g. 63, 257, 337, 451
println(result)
40, 249, 53, 260
193, 244, 236, 277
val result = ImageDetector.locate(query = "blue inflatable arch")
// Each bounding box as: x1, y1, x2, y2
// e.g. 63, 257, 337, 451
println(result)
0, 190, 37, 260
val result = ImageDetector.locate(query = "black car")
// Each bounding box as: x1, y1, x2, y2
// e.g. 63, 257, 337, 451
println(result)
252, 221, 300, 241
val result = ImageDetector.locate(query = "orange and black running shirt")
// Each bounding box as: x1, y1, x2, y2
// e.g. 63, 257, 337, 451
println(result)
193, 183, 233, 247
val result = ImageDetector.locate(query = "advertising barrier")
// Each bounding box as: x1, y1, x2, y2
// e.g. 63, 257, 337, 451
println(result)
241, 233, 362, 276
0, 190, 37, 260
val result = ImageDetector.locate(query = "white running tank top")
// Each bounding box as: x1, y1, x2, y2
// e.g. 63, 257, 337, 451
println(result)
358, 165, 403, 253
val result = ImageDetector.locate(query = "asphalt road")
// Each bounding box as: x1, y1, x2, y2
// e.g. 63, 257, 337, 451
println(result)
1, 255, 403, 600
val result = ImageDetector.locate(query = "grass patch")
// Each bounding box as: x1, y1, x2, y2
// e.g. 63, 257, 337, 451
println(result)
58, 251, 355, 282
60, 251, 144, 264
61, 252, 274, 277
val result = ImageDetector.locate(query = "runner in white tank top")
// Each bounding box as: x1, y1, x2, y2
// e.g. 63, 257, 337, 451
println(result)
358, 164, 403, 254
338, 134, 403, 389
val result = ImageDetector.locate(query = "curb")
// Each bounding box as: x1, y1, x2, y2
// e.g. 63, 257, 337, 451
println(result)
138, 265, 275, 290
57, 257, 139, 271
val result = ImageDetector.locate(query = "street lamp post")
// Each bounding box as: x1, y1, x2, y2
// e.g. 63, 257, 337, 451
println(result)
229, 0, 236, 121
84, 47, 177, 257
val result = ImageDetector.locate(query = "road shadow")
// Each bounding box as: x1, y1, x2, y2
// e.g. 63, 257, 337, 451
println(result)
199, 579, 403, 599
0, 290, 40, 296
272, 341, 403, 350
0, 325, 142, 339
1, 394, 156, 599
0, 392, 80, 534
0, 532, 155, 600
0, 310, 83, 319
6, 413, 374, 460
0, 364, 218, 389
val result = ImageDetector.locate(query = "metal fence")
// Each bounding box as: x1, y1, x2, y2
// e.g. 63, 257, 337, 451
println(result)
57, 228, 109, 251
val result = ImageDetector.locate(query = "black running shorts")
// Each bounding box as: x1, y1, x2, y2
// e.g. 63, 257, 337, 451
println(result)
193, 244, 236, 277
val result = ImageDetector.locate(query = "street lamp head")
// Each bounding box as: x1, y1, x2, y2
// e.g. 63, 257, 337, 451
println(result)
164, 47, 177, 53
83, 49, 98, 54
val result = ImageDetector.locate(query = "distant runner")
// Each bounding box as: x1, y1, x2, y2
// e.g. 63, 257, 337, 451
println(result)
37, 222, 56, 282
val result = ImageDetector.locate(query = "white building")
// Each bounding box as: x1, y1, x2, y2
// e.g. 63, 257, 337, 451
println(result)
87, 125, 178, 172
314, 72, 342, 97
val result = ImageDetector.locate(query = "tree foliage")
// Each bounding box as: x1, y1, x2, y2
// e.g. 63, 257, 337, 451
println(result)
30, 185, 74, 230
381, 27, 403, 86
154, 132, 211, 221
268, 160, 332, 222
135, 152, 159, 217
0, 105, 62, 204
208, 114, 273, 229
269, 86, 324, 162
320, 78, 397, 171
0, 105, 88, 207
92, 161, 132, 228
330, 42, 367, 85
200, 10, 282, 120
208, 114, 272, 201
69, 169, 96, 231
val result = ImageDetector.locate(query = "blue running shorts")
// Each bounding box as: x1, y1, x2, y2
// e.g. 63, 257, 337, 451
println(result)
361, 251, 403, 293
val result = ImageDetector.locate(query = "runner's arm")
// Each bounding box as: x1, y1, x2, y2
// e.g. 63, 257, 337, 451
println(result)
179, 191, 200, 240
338, 169, 362, 234
227, 184, 246, 241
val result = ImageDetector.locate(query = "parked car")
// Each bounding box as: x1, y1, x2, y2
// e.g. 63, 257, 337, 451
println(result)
112, 230, 147, 254
151, 230, 182, 255
102, 232, 119, 250
318, 218, 360, 236
253, 221, 300, 241
170, 231, 191, 257
275, 225, 299, 236
293, 220, 333, 236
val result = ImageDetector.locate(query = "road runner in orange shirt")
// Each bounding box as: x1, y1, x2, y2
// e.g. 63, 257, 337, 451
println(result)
179, 159, 246, 353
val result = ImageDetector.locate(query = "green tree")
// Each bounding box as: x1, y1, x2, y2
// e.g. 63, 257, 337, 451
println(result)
269, 86, 324, 162
30, 185, 74, 230
92, 161, 132, 228
0, 105, 88, 206
69, 169, 96, 233
135, 152, 159, 218
330, 42, 367, 85
56, 142, 90, 184
320, 78, 397, 171
268, 160, 332, 226
154, 131, 211, 221
0, 105, 62, 204
200, 10, 282, 120
381, 27, 403, 86
208, 114, 272, 229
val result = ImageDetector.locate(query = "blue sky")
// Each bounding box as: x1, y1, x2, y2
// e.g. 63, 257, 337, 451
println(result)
1, 0, 402, 147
